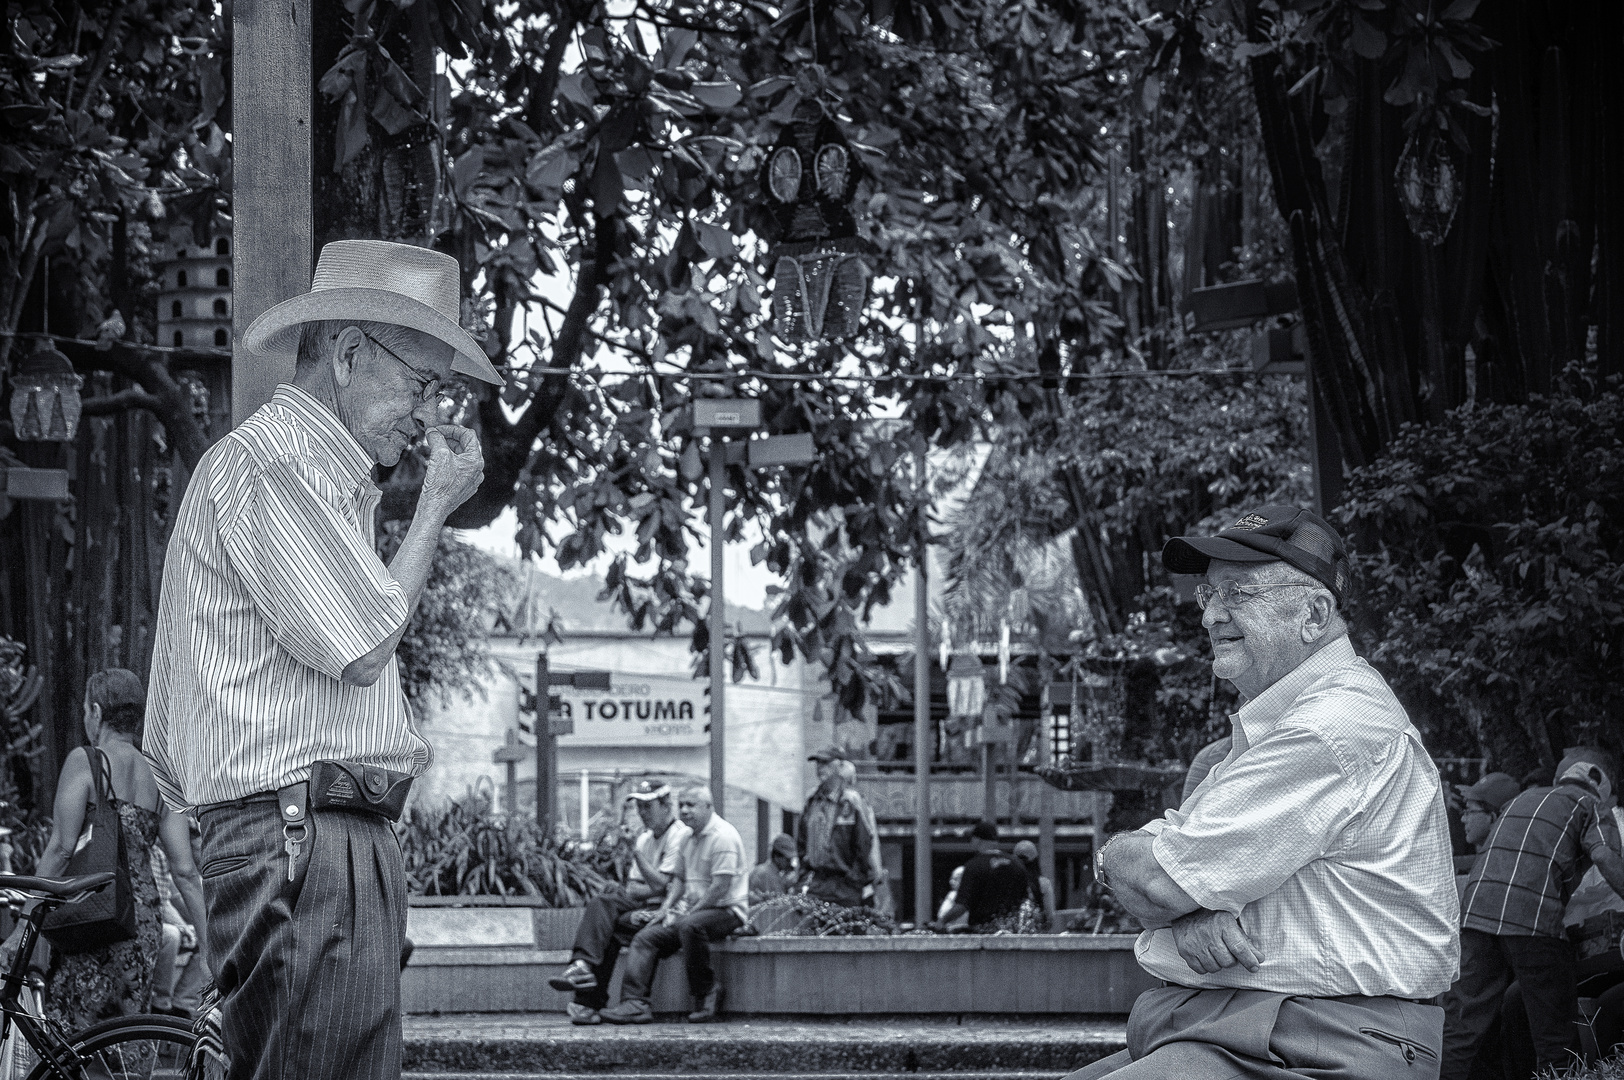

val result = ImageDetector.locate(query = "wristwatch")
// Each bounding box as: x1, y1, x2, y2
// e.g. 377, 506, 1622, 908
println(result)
1093, 832, 1120, 889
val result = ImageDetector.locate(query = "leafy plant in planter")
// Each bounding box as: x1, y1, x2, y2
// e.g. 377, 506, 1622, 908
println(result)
397, 792, 606, 903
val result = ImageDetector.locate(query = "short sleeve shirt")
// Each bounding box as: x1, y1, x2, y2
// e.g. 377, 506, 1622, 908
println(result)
679, 815, 749, 923
1461, 781, 1602, 938
628, 820, 691, 903
1136, 636, 1460, 999
955, 851, 1031, 927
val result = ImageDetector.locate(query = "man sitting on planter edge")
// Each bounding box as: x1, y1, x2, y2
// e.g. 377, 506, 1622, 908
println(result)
1079, 504, 1459, 1079
601, 786, 748, 1024
549, 781, 690, 1025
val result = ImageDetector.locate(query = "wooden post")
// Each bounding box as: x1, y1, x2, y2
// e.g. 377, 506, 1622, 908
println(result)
913, 453, 933, 925
231, 0, 313, 424
982, 742, 996, 823
491, 728, 528, 817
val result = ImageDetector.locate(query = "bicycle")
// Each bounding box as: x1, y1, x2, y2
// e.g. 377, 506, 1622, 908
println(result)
0, 869, 198, 1078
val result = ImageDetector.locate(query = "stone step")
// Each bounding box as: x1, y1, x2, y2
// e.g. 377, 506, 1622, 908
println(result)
403, 1014, 1124, 1074
406, 1065, 1071, 1071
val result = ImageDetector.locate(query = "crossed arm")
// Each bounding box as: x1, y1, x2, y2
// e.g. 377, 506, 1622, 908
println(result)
1102, 830, 1267, 975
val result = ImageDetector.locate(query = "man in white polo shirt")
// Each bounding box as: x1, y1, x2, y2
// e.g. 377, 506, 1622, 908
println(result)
1079, 504, 1459, 1079
601, 786, 748, 1024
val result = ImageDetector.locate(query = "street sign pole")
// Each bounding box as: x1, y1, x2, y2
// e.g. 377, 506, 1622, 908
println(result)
913, 456, 933, 925
708, 438, 727, 816
536, 653, 557, 830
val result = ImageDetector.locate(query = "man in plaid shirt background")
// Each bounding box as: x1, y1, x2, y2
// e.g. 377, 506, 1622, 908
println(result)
1439, 750, 1624, 1078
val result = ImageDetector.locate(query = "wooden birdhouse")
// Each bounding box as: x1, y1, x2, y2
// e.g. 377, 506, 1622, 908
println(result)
156, 225, 233, 351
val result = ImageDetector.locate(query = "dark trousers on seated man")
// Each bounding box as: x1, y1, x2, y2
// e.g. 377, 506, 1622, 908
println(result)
201, 803, 406, 1080
619, 908, 743, 1007
1067, 985, 1445, 1080
567, 886, 651, 1010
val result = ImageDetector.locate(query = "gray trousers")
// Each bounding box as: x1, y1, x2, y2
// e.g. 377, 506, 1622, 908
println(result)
199, 803, 406, 1080
1067, 985, 1444, 1080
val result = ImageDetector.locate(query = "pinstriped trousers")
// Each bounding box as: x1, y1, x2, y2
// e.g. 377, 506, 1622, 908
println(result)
199, 803, 406, 1080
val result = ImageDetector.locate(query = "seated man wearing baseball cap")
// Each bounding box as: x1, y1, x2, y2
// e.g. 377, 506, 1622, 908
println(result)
1079, 505, 1459, 1079
549, 781, 691, 1024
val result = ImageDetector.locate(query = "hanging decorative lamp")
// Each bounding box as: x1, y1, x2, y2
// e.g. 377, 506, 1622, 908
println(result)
1395, 131, 1462, 246
9, 343, 83, 442
946, 652, 988, 722
761, 101, 873, 343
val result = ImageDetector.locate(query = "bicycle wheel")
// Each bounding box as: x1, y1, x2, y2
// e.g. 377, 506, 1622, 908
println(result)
24, 1014, 195, 1080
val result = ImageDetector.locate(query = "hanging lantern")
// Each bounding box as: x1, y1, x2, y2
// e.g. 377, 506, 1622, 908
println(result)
1395, 131, 1463, 246
760, 102, 873, 344
946, 652, 988, 721
9, 344, 83, 442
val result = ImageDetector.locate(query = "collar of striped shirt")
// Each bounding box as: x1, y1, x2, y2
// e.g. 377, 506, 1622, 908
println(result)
1231, 635, 1356, 750
272, 383, 377, 487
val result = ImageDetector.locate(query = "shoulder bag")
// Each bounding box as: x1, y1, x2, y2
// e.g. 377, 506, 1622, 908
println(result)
40, 748, 137, 953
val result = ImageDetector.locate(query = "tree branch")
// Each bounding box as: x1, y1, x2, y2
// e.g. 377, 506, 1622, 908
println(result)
52, 340, 214, 471
80, 387, 161, 416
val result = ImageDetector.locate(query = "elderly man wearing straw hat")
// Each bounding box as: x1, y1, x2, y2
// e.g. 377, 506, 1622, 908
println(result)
145, 240, 500, 1079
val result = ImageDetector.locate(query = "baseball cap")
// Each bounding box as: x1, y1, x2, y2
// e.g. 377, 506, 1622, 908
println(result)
808, 746, 848, 763
770, 833, 797, 858
1459, 772, 1520, 813
85, 668, 145, 710
627, 780, 671, 802
1013, 840, 1038, 861
1162, 503, 1353, 606
970, 820, 999, 842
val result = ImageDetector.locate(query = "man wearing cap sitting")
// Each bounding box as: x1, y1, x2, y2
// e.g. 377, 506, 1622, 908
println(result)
749, 833, 800, 907
1079, 505, 1459, 1079
1453, 772, 1520, 886
550, 781, 691, 1024
144, 241, 499, 1079
934, 822, 1034, 931
798, 747, 881, 908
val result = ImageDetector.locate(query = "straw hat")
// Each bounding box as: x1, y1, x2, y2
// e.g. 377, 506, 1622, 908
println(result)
242, 239, 503, 385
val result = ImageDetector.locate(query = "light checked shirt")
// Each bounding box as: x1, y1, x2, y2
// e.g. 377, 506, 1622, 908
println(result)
677, 814, 749, 923
145, 384, 430, 809
1135, 636, 1460, 999
628, 820, 691, 904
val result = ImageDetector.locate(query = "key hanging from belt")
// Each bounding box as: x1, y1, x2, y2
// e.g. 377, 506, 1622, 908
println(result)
278, 781, 309, 882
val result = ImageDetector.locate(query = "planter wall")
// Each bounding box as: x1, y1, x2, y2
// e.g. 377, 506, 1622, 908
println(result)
400, 919, 1156, 1017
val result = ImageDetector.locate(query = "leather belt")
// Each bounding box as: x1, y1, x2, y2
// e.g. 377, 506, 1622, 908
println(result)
197, 788, 391, 821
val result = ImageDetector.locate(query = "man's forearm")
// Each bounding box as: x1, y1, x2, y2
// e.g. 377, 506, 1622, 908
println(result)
1590, 837, 1624, 899
341, 504, 447, 686
1101, 831, 1201, 926
696, 873, 734, 911
633, 850, 667, 893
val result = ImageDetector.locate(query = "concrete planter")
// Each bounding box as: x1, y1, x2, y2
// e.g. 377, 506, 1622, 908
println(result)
406, 896, 586, 952
401, 929, 1155, 1017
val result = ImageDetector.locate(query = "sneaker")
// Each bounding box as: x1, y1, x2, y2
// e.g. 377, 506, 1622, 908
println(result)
599, 1000, 655, 1025
687, 985, 724, 1023
548, 960, 597, 993
566, 1002, 602, 1026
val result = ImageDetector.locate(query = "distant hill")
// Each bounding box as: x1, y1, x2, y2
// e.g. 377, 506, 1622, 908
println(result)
496, 557, 773, 637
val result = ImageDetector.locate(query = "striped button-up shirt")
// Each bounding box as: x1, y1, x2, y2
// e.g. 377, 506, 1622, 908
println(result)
1135, 636, 1460, 999
145, 384, 430, 810
1460, 780, 1605, 938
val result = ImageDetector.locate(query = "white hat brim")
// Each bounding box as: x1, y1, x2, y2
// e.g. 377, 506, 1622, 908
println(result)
242, 287, 504, 386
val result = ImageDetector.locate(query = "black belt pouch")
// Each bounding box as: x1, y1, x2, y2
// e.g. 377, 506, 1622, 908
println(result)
308, 760, 413, 822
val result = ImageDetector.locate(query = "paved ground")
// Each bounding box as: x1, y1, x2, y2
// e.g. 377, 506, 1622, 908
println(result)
403, 1013, 1126, 1076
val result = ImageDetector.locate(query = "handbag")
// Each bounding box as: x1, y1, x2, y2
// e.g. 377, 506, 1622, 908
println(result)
40, 748, 137, 953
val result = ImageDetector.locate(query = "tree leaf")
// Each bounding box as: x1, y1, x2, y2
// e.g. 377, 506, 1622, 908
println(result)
1350, 15, 1386, 61
690, 81, 743, 111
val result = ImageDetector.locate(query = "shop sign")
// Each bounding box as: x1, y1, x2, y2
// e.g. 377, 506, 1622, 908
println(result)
555, 674, 707, 747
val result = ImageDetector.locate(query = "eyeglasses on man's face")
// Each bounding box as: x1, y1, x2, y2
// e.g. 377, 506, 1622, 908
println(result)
1194, 580, 1317, 611
360, 330, 444, 405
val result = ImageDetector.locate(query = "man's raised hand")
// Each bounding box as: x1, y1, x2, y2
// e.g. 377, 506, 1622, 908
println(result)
1170, 908, 1264, 975
421, 424, 484, 516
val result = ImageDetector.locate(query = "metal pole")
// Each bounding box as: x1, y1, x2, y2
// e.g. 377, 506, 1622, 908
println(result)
709, 439, 727, 816
982, 742, 996, 822
536, 653, 557, 830
913, 452, 933, 926
580, 769, 591, 839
